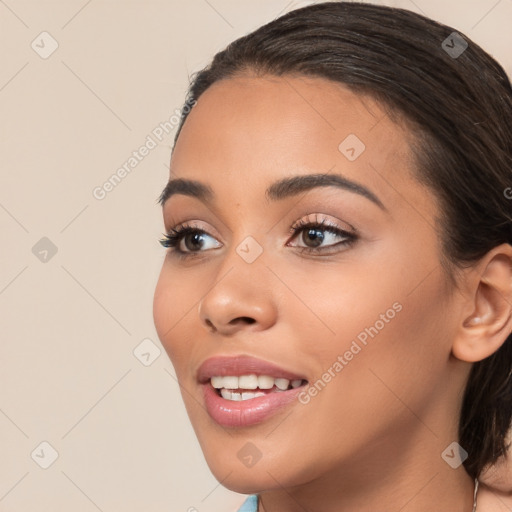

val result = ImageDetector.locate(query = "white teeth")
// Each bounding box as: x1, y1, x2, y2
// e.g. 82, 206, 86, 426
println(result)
242, 391, 259, 400
275, 378, 290, 390
223, 376, 239, 389
238, 374, 258, 389
220, 388, 232, 400
210, 374, 305, 394
221, 389, 266, 401
211, 376, 224, 389
258, 375, 275, 389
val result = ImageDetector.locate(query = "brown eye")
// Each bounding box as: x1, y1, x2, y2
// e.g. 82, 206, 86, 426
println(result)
302, 227, 325, 248
287, 218, 357, 255
159, 225, 222, 256
183, 232, 207, 251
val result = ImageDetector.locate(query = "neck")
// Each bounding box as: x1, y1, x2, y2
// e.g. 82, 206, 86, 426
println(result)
258, 427, 475, 512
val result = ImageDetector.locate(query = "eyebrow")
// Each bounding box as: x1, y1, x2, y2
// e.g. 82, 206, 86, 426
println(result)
157, 173, 386, 210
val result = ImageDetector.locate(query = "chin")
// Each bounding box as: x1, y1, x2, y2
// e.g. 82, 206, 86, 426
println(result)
198, 435, 321, 495
206, 462, 291, 495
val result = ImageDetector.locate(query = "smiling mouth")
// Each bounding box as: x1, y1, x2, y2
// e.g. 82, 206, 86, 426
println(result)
210, 374, 308, 401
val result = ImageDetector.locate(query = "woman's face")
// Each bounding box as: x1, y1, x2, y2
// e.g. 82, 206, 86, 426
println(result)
153, 74, 470, 493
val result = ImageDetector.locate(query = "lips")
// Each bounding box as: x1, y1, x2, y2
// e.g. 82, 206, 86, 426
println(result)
197, 355, 307, 383
196, 355, 309, 428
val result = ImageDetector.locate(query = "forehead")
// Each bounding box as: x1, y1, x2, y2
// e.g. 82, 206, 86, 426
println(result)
168, 74, 425, 215
173, 73, 403, 161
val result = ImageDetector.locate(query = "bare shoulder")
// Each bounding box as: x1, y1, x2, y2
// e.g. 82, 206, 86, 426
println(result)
476, 484, 512, 512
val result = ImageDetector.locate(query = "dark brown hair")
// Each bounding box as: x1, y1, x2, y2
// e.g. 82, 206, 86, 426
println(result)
171, 1, 512, 480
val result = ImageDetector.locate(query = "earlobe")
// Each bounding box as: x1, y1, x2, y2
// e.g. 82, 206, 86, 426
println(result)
452, 244, 512, 363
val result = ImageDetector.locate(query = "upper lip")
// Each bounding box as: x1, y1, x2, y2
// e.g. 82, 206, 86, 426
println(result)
197, 355, 308, 384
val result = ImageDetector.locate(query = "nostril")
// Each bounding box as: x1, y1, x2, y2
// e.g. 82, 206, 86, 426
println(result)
205, 319, 216, 331
231, 317, 256, 325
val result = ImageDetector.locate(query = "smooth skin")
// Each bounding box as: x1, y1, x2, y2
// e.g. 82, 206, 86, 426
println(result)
153, 74, 512, 512
479, 426, 512, 510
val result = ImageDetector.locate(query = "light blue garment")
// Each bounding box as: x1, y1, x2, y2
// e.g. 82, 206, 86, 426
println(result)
236, 494, 258, 512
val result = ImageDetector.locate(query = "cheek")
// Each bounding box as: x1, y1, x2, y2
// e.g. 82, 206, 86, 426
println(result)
153, 265, 196, 365
287, 242, 451, 386
153, 269, 172, 348
308, 262, 453, 423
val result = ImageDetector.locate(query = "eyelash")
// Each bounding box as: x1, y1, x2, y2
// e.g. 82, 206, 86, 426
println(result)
159, 216, 357, 259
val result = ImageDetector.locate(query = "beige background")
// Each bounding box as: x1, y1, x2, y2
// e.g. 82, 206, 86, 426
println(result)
0, 1, 510, 511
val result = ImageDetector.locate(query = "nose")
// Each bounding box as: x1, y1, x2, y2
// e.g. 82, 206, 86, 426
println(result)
197, 254, 278, 336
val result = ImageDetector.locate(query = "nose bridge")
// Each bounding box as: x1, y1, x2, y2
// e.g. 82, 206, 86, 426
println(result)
197, 234, 277, 334
214, 217, 269, 282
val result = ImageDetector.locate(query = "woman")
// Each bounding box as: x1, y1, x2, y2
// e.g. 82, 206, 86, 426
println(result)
153, 2, 512, 511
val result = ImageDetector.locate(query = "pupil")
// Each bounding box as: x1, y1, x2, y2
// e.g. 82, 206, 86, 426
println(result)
185, 233, 204, 251
305, 228, 323, 247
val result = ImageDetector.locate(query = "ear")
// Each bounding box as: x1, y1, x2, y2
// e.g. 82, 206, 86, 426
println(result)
452, 244, 512, 363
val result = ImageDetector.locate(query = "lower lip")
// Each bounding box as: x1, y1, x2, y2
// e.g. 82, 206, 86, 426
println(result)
202, 383, 305, 428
